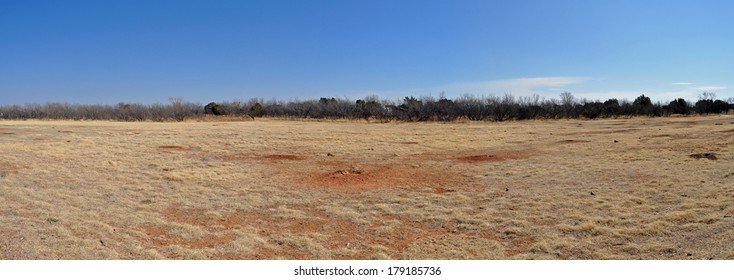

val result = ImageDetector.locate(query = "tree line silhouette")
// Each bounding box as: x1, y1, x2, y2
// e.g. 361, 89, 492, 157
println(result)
1, 93, 731, 121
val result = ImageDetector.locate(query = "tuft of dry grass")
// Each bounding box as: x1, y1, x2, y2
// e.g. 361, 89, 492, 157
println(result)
1, 115, 733, 259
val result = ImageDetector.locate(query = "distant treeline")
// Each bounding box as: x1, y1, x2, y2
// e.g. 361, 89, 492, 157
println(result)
1, 93, 732, 122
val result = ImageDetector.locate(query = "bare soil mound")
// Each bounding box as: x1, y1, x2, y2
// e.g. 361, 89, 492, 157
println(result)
302, 164, 452, 192
304, 167, 383, 191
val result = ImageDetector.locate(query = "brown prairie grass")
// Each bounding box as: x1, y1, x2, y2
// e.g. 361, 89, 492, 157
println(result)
1, 115, 733, 259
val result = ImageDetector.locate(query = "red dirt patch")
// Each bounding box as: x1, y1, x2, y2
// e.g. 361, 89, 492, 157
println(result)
689, 153, 718, 160
302, 164, 450, 192
265, 154, 305, 160
304, 168, 383, 191
456, 150, 530, 163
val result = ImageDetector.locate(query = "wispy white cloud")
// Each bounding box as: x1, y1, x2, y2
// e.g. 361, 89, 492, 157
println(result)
669, 82, 727, 93
695, 86, 727, 91
342, 89, 426, 100
347, 76, 590, 101
439, 76, 589, 96
664, 84, 728, 101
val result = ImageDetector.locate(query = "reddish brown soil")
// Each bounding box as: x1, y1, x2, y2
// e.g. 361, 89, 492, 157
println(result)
456, 150, 530, 163
265, 154, 304, 160
59, 128, 538, 259
302, 164, 442, 191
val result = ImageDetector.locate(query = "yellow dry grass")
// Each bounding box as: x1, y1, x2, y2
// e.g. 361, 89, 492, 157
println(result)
1, 115, 733, 259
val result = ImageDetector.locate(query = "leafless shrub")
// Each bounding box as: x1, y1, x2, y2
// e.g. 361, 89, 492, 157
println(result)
1, 92, 731, 122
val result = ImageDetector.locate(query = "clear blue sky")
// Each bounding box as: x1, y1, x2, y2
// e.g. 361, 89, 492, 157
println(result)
1, 0, 732, 105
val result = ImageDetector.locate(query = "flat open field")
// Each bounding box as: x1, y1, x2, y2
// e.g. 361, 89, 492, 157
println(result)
1, 116, 733, 259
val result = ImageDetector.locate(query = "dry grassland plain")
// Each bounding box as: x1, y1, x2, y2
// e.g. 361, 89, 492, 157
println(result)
1, 116, 733, 260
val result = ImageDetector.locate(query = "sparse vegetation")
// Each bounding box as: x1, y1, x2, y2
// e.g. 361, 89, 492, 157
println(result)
1, 116, 732, 259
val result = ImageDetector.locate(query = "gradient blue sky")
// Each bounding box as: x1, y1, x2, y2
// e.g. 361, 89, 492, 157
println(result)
1, 0, 732, 105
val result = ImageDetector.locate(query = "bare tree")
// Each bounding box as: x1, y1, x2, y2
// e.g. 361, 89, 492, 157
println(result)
699, 92, 716, 101
560, 92, 575, 107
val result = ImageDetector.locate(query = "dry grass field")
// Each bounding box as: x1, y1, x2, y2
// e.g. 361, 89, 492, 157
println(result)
1, 116, 733, 260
